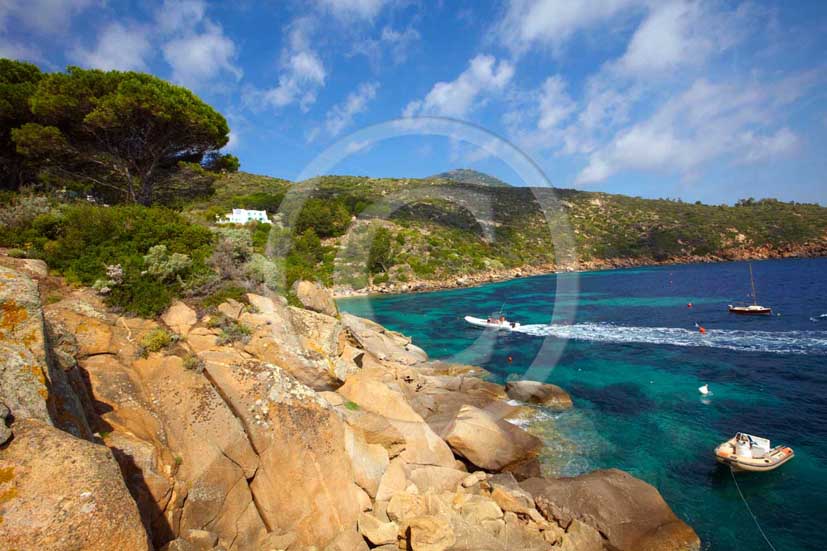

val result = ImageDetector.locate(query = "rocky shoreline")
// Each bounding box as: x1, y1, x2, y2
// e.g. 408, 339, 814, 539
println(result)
335, 241, 827, 298
1, 253, 700, 550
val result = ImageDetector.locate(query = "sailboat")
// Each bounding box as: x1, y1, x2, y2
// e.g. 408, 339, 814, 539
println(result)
728, 263, 772, 315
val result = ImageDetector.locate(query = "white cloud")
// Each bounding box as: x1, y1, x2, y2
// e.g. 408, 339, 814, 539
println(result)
71, 22, 151, 71
324, 81, 379, 137
575, 75, 814, 184
403, 55, 514, 118
537, 76, 576, 130
0, 40, 42, 63
497, 0, 643, 54
316, 0, 391, 20
352, 25, 420, 66
0, 0, 92, 34
613, 0, 743, 75
256, 18, 327, 111
157, 0, 206, 35
163, 21, 242, 87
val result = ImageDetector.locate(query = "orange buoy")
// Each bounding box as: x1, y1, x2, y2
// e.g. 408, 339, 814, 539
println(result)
507, 355, 513, 363
699, 326, 707, 335
687, 302, 693, 308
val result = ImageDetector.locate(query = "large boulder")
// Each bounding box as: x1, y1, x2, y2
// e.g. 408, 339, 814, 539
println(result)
341, 313, 427, 365
161, 301, 198, 336
522, 469, 701, 551
203, 360, 361, 547
293, 280, 338, 317
337, 370, 456, 468
506, 380, 573, 410
0, 419, 150, 550
442, 404, 542, 472
132, 355, 266, 550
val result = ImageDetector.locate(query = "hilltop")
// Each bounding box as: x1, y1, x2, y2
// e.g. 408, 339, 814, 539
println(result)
430, 168, 512, 187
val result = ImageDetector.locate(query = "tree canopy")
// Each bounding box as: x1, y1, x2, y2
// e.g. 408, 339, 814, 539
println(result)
1, 61, 232, 205
0, 59, 43, 189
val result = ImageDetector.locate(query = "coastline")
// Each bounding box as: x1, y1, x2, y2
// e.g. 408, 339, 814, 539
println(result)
334, 243, 827, 299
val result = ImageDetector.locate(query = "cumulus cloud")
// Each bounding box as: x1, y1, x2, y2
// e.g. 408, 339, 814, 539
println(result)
497, 0, 643, 54
156, 0, 241, 88
324, 81, 379, 137
403, 55, 514, 118
163, 21, 242, 87
537, 76, 576, 130
612, 0, 744, 75
575, 76, 813, 184
71, 22, 151, 71
253, 18, 327, 111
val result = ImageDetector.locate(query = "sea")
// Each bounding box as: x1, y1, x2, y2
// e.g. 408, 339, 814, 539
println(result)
338, 258, 827, 551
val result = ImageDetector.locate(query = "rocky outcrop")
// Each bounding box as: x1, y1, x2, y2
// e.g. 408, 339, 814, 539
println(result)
341, 312, 428, 365
0, 266, 92, 443
0, 419, 150, 550
506, 380, 573, 410
443, 404, 543, 473
522, 469, 701, 551
293, 279, 338, 317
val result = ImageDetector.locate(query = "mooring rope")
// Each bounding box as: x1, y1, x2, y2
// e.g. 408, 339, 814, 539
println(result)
730, 467, 778, 551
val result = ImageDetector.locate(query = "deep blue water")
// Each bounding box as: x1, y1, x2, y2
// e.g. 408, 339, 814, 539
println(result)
339, 258, 827, 551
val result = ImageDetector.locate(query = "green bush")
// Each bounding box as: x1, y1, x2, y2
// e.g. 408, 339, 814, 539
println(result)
183, 353, 205, 373
207, 313, 251, 345
295, 198, 351, 238
244, 253, 281, 290
3, 203, 213, 316
139, 328, 173, 356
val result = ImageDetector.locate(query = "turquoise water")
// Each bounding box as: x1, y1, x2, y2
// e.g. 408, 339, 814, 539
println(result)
339, 258, 827, 550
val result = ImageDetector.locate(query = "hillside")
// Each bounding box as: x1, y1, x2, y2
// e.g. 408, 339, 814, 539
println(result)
430, 168, 512, 187
188, 171, 827, 295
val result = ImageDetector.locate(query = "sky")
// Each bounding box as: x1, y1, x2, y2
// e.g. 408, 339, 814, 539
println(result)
2, 0, 827, 205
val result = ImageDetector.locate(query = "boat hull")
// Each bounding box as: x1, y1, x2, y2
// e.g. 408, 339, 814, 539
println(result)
728, 306, 772, 315
464, 316, 520, 331
715, 437, 794, 472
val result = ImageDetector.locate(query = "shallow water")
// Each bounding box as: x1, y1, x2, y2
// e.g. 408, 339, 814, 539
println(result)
339, 258, 827, 551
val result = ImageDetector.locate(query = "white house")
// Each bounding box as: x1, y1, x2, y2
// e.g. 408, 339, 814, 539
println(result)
218, 209, 272, 225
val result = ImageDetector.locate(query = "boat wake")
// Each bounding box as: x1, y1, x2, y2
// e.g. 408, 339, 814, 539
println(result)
513, 322, 827, 355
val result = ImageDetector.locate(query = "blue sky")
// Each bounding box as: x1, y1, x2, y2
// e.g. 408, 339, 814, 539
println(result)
2, 0, 826, 204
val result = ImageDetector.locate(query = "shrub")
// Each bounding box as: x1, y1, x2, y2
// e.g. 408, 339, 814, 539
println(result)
6, 248, 26, 258
5, 203, 214, 316
143, 245, 192, 282
139, 328, 173, 356
183, 353, 205, 374
344, 401, 359, 411
244, 253, 281, 290
295, 198, 351, 238
0, 193, 51, 230
207, 313, 251, 345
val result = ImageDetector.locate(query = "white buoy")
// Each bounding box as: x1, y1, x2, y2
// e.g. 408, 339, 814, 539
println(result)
699, 384, 710, 395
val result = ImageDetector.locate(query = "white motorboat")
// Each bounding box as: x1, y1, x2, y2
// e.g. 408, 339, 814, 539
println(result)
715, 432, 794, 472
464, 315, 520, 331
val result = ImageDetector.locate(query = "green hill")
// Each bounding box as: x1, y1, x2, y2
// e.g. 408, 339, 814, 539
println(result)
188, 171, 827, 293
430, 169, 511, 187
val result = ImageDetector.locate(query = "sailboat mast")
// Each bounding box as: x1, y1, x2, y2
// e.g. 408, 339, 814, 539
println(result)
749, 264, 758, 305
